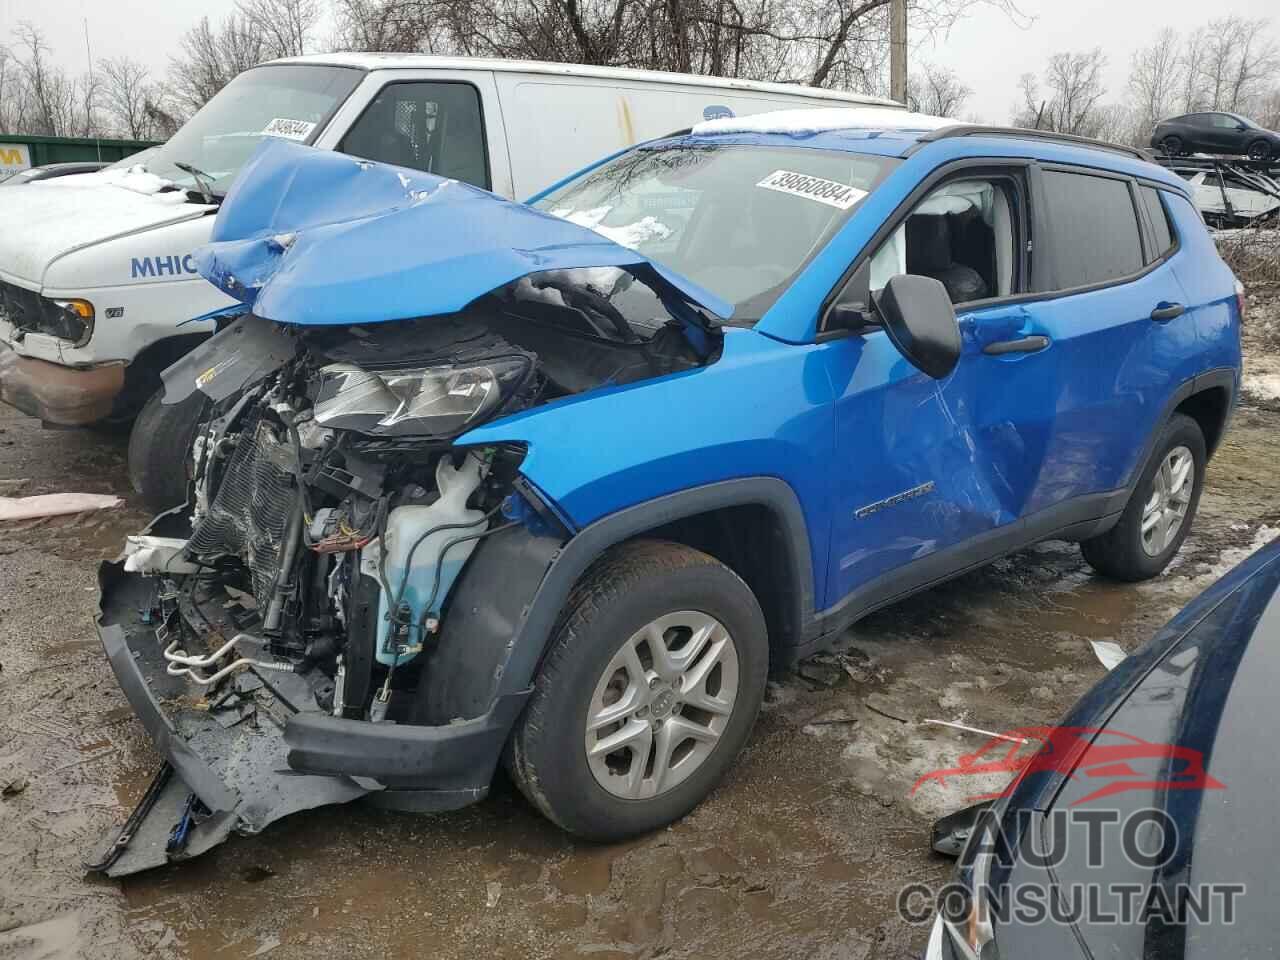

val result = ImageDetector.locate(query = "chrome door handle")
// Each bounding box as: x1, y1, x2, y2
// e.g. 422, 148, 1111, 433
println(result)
982, 335, 1051, 356
1151, 303, 1185, 322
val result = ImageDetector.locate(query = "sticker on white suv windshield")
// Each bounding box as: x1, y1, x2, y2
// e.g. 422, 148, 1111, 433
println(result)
756, 170, 867, 210
263, 118, 316, 141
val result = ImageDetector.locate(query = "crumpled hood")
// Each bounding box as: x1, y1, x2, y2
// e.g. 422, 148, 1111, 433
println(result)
195, 139, 732, 326
0, 168, 211, 287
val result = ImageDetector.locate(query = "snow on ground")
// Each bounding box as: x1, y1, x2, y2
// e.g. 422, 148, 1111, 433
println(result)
692, 106, 954, 137
1245, 371, 1280, 400
1191, 524, 1280, 583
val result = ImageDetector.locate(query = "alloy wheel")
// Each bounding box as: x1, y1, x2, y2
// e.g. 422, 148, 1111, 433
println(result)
584, 610, 739, 799
1141, 445, 1195, 557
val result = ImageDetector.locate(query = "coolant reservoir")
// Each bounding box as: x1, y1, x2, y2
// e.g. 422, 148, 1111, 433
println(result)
374, 454, 486, 665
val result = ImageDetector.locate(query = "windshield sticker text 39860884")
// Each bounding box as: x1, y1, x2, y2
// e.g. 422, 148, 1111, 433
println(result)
756, 169, 867, 210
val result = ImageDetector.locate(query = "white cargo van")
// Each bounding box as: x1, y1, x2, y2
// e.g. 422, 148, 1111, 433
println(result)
0, 54, 898, 505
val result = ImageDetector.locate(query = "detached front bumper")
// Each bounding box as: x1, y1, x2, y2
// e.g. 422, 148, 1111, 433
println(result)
94, 560, 527, 875
0, 344, 123, 424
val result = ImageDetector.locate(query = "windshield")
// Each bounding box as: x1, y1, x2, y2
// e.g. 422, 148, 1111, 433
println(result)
134, 64, 362, 196
534, 143, 898, 321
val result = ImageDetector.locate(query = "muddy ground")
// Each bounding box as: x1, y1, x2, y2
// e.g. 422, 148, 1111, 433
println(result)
2, 293, 1279, 960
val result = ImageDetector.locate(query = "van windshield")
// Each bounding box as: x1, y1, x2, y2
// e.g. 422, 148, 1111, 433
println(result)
125, 64, 362, 196
534, 143, 898, 321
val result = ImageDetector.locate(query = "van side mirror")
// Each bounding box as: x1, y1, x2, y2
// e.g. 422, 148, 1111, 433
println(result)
875, 274, 962, 379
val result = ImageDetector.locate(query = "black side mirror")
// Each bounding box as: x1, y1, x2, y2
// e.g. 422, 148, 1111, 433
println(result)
875, 274, 962, 379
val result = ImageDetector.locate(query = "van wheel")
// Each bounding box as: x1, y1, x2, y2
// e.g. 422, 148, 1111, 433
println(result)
1081, 413, 1205, 582
506, 540, 768, 841
1161, 135, 1184, 157
127, 389, 207, 512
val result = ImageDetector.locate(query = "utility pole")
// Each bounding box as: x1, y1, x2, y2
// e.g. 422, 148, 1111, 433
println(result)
890, 0, 908, 105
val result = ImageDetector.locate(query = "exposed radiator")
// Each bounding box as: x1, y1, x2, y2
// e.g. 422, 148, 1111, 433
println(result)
188, 414, 298, 603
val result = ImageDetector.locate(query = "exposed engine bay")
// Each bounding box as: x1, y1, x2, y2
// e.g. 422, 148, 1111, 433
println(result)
132, 267, 717, 728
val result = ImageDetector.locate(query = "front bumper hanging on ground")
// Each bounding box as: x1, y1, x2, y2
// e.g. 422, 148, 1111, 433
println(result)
91, 559, 525, 877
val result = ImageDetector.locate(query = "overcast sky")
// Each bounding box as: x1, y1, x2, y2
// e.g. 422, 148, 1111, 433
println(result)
5, 0, 1279, 123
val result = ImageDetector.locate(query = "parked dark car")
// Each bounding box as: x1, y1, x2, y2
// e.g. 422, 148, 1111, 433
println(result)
1152, 112, 1280, 161
0, 161, 108, 185
926, 535, 1280, 959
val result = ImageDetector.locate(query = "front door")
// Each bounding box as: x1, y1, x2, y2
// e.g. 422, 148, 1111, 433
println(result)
820, 166, 1063, 613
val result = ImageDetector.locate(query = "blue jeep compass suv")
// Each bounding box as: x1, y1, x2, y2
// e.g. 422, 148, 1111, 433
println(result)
93, 109, 1242, 875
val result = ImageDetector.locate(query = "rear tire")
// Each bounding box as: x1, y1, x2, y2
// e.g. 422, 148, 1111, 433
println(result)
1161, 135, 1184, 157
1247, 139, 1273, 162
505, 540, 768, 841
1081, 413, 1205, 582
127, 389, 207, 512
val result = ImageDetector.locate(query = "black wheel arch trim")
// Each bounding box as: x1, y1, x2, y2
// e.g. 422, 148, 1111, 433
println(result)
1143, 367, 1237, 468
491, 476, 816, 701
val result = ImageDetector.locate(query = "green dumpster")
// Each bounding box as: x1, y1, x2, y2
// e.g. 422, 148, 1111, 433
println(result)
0, 134, 160, 179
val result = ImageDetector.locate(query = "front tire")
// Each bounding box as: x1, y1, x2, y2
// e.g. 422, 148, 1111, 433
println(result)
127, 389, 208, 512
506, 540, 768, 841
1081, 413, 1205, 582
1247, 139, 1273, 162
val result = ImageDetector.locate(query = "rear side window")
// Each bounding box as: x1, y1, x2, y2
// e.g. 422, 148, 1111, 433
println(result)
1139, 186, 1175, 261
1040, 170, 1144, 290
341, 81, 488, 189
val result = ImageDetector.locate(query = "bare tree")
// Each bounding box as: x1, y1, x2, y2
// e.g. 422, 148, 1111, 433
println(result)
1258, 87, 1280, 131
169, 14, 270, 114
11, 22, 66, 136
905, 62, 972, 118
1013, 48, 1107, 136
328, 0, 1028, 99
1176, 26, 1207, 112
1223, 18, 1279, 113
1129, 28, 1182, 132
99, 57, 157, 139
238, 0, 322, 58
1193, 17, 1280, 113
0, 44, 23, 134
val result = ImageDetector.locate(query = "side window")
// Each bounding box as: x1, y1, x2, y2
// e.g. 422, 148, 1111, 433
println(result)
1211, 114, 1238, 129
340, 82, 488, 189
866, 177, 1021, 306
1138, 186, 1175, 262
1039, 170, 1143, 290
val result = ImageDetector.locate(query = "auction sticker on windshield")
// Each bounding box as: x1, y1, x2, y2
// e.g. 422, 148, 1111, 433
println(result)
263, 118, 317, 142
756, 170, 867, 210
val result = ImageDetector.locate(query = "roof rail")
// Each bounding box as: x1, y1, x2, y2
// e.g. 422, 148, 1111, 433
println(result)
914, 125, 1149, 161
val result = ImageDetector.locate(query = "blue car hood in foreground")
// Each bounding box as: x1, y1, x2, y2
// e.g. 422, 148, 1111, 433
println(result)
194, 139, 732, 326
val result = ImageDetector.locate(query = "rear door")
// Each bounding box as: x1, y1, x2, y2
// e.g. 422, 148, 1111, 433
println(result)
1017, 166, 1193, 511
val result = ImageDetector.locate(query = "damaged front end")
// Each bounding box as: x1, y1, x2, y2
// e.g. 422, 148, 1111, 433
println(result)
93, 139, 727, 875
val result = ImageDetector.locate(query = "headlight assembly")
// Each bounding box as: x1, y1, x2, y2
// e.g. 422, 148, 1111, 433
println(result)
313, 357, 531, 438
